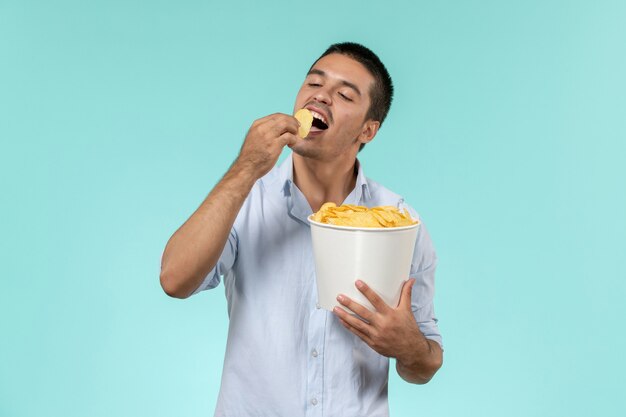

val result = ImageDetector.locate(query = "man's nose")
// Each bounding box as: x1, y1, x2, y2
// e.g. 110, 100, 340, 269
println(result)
312, 88, 332, 106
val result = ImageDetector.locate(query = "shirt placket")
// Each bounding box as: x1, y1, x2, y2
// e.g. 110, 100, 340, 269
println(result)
287, 181, 327, 416
306, 264, 326, 417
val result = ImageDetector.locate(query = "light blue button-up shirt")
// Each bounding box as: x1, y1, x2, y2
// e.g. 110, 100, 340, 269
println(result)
192, 153, 441, 417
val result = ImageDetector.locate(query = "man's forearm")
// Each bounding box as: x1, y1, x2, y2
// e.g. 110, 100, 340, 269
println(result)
395, 336, 443, 384
160, 160, 257, 298
159, 112, 300, 299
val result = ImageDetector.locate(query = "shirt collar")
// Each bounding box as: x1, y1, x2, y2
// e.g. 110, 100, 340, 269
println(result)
278, 153, 371, 203
354, 157, 372, 201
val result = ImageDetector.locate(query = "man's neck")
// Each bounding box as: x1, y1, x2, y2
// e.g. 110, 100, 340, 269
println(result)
292, 153, 358, 213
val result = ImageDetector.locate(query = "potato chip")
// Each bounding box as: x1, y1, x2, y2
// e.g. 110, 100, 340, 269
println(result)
294, 108, 313, 138
312, 203, 418, 228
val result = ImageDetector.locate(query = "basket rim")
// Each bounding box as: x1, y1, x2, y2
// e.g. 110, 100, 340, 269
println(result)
307, 215, 420, 232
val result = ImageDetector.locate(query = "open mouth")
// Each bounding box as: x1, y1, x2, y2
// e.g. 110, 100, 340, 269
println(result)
310, 110, 329, 130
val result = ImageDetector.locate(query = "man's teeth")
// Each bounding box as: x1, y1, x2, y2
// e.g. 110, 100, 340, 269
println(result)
310, 111, 327, 125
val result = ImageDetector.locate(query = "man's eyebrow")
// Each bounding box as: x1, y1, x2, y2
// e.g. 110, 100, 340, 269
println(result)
307, 68, 362, 97
307, 68, 326, 77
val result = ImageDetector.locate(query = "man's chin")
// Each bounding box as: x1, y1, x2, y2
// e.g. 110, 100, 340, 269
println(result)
290, 142, 323, 160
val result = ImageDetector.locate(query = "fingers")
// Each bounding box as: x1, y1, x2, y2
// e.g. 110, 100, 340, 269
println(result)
235, 112, 301, 180
333, 306, 371, 336
278, 132, 299, 147
355, 280, 390, 313
336, 294, 374, 322
249, 114, 299, 147
399, 278, 416, 310
256, 113, 299, 137
338, 318, 372, 345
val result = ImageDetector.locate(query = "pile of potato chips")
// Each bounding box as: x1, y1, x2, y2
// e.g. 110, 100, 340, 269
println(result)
312, 202, 418, 228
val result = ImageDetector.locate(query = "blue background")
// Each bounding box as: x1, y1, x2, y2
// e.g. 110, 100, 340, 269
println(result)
1, 1, 625, 416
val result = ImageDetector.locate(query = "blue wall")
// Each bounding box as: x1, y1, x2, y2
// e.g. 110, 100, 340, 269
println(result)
2, 1, 625, 416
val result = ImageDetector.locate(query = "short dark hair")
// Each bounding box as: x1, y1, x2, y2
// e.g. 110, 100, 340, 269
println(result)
312, 42, 394, 151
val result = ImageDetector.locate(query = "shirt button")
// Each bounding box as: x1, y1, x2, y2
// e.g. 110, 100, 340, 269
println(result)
316, 303, 321, 309
312, 349, 318, 357
311, 398, 318, 406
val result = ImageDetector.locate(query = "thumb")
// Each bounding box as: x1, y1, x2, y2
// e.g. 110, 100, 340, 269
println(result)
400, 278, 416, 310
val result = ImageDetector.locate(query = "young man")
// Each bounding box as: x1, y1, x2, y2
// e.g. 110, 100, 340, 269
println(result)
160, 42, 443, 416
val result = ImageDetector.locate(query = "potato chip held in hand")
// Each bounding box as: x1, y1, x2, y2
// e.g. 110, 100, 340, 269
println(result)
312, 202, 418, 228
294, 108, 313, 138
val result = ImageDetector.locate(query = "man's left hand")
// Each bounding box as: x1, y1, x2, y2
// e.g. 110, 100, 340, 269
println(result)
333, 278, 443, 384
333, 278, 422, 359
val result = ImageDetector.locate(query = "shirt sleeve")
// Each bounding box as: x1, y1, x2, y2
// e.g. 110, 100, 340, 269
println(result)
399, 202, 443, 349
190, 226, 238, 296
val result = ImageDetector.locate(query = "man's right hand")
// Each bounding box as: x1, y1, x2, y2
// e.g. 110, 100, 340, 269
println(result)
234, 113, 300, 180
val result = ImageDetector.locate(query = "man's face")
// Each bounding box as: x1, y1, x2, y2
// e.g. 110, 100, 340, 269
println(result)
292, 53, 379, 160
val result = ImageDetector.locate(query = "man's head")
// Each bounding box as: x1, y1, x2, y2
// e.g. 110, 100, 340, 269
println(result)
315, 43, 394, 144
292, 42, 394, 159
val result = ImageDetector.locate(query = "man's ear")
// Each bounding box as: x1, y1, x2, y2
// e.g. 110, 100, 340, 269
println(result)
358, 120, 380, 146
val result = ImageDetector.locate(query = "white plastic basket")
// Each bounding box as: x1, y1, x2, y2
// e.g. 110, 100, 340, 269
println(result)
309, 216, 420, 312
